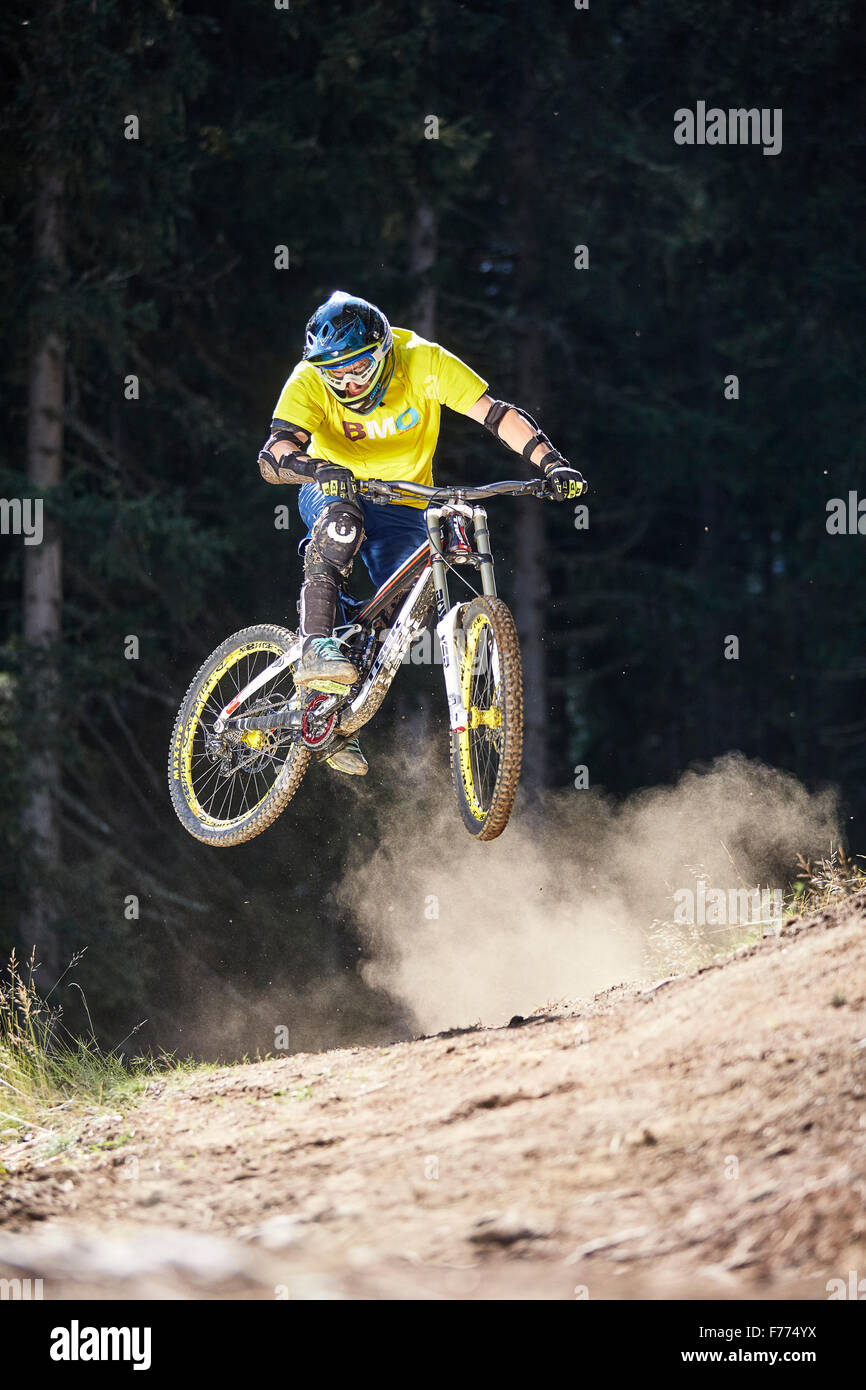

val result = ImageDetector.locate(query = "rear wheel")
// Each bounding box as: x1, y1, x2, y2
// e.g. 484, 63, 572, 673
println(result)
450, 596, 523, 840
168, 624, 311, 846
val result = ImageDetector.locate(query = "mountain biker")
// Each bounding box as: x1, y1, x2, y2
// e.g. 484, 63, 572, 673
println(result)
258, 290, 586, 776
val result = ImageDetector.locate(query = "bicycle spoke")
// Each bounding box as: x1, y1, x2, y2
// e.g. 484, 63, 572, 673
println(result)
461, 619, 503, 814
183, 644, 300, 826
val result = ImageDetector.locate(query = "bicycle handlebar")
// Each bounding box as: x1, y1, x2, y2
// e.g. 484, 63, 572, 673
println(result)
356, 477, 552, 503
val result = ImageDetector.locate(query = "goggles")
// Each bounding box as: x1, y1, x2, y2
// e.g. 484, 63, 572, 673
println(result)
318, 344, 384, 394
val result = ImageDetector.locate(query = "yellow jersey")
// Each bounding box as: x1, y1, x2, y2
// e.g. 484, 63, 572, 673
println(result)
272, 327, 488, 507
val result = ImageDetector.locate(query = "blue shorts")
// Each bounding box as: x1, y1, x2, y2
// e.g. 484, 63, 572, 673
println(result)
298, 482, 428, 593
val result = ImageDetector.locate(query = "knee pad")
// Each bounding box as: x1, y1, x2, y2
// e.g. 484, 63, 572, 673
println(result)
308, 502, 365, 579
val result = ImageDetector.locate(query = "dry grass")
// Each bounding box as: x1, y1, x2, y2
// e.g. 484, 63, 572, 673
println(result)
645, 849, 865, 978
788, 848, 866, 917
0, 949, 188, 1167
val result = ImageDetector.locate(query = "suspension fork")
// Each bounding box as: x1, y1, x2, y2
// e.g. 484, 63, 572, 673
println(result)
425, 506, 451, 621
425, 502, 498, 612
426, 502, 497, 733
471, 505, 497, 597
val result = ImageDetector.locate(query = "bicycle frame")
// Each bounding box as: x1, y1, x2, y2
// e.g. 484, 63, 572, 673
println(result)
340, 489, 509, 736
214, 477, 546, 744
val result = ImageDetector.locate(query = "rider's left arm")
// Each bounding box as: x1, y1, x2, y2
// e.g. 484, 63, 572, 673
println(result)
464, 393, 586, 499
465, 394, 552, 468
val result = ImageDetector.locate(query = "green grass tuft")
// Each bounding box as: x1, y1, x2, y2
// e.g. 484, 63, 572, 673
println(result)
0, 949, 196, 1166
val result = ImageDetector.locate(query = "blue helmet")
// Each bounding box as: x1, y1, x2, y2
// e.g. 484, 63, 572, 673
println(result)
302, 291, 395, 415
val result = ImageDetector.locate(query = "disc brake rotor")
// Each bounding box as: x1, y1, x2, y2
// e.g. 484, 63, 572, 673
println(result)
210, 695, 295, 775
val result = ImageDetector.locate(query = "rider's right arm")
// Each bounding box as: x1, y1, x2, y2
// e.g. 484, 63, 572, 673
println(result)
258, 423, 320, 484
260, 365, 328, 483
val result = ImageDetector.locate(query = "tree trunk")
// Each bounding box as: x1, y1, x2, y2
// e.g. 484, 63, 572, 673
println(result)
393, 199, 439, 763
20, 152, 65, 979
512, 95, 549, 795
409, 200, 437, 340
513, 341, 549, 794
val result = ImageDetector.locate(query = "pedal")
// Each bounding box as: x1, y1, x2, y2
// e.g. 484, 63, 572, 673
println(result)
302, 678, 352, 695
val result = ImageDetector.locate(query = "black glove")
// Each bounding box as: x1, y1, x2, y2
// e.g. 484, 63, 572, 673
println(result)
257, 441, 319, 481
315, 463, 358, 503
542, 458, 587, 502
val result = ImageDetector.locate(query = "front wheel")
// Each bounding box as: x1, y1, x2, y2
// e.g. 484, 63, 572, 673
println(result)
450, 596, 523, 840
168, 624, 311, 846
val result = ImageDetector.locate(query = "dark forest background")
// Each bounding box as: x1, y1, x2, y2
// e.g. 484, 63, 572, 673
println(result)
1, 0, 864, 1056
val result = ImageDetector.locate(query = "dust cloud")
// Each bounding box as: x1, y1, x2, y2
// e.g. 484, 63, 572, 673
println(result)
339, 749, 840, 1034
174, 968, 410, 1063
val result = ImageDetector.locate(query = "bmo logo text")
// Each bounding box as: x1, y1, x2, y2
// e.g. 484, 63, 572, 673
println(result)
343, 407, 420, 441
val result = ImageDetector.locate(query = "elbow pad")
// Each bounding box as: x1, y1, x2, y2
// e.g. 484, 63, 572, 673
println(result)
258, 426, 318, 481
482, 399, 562, 472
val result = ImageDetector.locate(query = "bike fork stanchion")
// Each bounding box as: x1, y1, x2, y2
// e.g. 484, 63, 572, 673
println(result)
425, 507, 452, 620
472, 506, 497, 597
427, 506, 469, 732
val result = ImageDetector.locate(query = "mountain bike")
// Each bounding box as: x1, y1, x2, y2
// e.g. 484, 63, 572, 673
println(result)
168, 476, 557, 846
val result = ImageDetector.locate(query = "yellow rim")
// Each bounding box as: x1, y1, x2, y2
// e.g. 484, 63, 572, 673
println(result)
176, 640, 286, 829
457, 613, 501, 822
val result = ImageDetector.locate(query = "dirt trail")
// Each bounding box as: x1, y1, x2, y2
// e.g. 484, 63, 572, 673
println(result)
1, 896, 864, 1299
